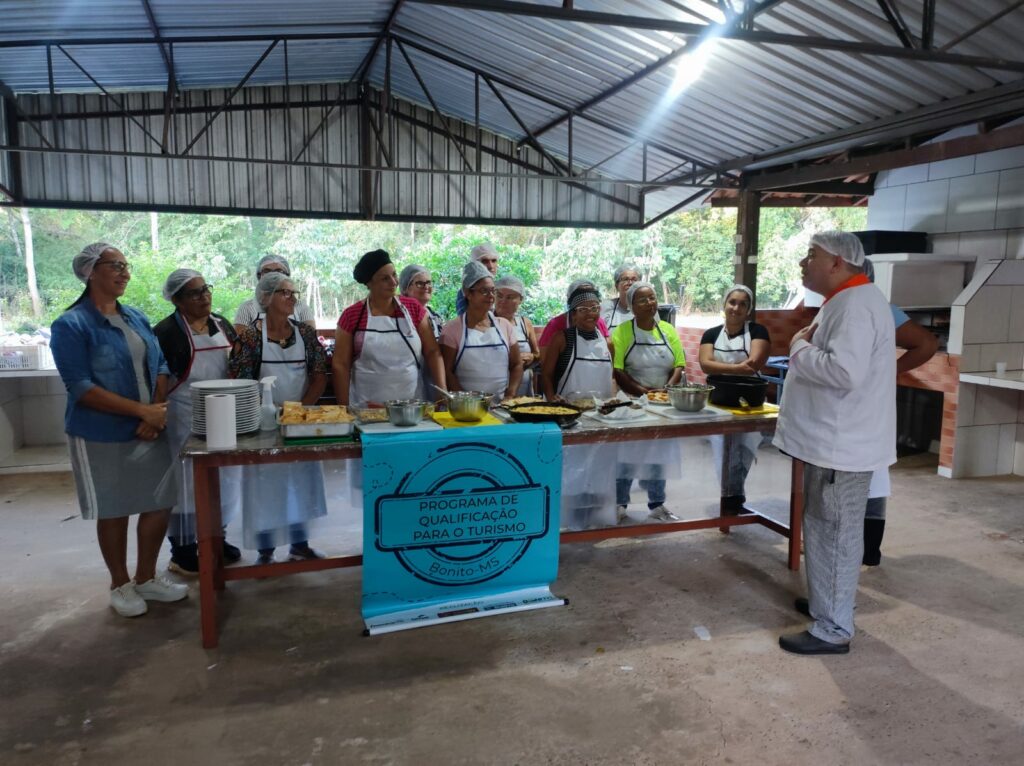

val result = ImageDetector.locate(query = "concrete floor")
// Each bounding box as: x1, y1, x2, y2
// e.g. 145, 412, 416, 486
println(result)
2, 445, 1023, 765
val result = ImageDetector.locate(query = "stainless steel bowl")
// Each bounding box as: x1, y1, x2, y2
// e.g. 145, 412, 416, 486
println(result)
666, 384, 714, 412
448, 391, 490, 422
385, 399, 427, 427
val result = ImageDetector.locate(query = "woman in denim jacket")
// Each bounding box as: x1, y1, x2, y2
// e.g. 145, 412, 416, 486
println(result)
50, 243, 188, 618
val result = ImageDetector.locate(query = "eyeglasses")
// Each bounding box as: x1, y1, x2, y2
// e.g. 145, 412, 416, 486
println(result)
274, 289, 300, 299
574, 305, 601, 315
470, 287, 496, 297
412, 280, 433, 289
496, 291, 521, 301
97, 260, 131, 274
181, 285, 212, 301
618, 276, 639, 285
633, 295, 658, 305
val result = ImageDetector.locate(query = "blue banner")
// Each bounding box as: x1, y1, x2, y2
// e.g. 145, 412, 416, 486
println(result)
360, 424, 564, 634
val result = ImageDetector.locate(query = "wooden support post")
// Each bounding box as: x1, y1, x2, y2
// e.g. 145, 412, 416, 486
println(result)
735, 188, 760, 290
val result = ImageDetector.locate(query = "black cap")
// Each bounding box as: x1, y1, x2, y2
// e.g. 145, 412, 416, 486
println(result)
353, 249, 392, 285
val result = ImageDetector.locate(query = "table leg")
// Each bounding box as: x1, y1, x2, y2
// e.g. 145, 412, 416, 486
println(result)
719, 434, 733, 534
194, 462, 223, 649
788, 458, 804, 571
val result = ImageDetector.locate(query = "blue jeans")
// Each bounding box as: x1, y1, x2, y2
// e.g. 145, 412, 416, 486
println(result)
616, 478, 666, 507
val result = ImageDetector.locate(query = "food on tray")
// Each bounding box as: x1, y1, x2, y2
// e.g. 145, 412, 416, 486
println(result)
568, 398, 596, 411
355, 408, 390, 423
279, 402, 354, 425
501, 396, 544, 407
516, 404, 578, 416
646, 390, 670, 404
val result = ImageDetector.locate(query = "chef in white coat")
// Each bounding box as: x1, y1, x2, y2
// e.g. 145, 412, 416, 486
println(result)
774, 231, 895, 656
333, 249, 445, 408
697, 285, 772, 514
542, 285, 617, 529
440, 261, 522, 400
154, 269, 243, 574
611, 281, 687, 523
599, 264, 640, 331
229, 272, 329, 565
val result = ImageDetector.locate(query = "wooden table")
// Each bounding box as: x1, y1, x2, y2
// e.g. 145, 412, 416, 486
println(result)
185, 410, 801, 648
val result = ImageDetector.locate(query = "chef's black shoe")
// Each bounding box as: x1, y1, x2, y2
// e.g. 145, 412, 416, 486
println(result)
222, 540, 242, 564
168, 544, 199, 577
794, 597, 810, 617
779, 631, 849, 655
721, 495, 746, 515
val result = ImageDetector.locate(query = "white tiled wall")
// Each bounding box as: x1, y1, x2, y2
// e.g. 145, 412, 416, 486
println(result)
868, 139, 1024, 263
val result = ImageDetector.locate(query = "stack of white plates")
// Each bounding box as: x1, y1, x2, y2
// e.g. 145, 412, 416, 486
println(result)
190, 379, 261, 435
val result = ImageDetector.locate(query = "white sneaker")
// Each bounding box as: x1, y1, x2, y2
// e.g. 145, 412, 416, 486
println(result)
616, 505, 629, 524
647, 505, 680, 522
109, 582, 148, 617
134, 575, 189, 603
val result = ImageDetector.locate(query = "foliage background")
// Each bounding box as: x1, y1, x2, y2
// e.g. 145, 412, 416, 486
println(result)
0, 206, 865, 331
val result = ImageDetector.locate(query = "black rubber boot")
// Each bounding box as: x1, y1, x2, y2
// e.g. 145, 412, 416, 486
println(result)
863, 518, 885, 566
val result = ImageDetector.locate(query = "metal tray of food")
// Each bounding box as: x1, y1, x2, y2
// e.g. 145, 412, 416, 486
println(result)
277, 405, 355, 438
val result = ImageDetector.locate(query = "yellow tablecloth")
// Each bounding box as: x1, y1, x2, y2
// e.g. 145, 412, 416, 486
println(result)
711, 402, 780, 417
431, 411, 505, 428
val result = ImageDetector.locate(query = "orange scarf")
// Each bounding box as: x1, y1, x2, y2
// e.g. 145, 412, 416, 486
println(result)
823, 272, 871, 304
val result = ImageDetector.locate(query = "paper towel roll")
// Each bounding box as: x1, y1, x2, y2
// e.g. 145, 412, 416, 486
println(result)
205, 393, 237, 450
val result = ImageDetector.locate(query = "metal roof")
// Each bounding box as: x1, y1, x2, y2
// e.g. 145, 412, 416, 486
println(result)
2, 0, 1024, 223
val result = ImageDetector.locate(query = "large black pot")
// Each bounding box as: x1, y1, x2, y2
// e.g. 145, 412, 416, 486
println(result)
706, 375, 768, 408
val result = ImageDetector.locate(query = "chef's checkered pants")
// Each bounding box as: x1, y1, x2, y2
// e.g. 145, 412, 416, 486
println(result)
803, 464, 872, 644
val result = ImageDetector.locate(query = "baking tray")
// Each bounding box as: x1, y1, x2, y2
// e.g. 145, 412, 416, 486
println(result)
277, 411, 355, 438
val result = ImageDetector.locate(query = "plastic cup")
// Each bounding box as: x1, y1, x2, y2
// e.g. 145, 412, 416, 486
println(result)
995, 361, 1007, 375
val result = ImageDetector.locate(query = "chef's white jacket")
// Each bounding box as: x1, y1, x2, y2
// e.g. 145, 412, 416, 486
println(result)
773, 283, 896, 473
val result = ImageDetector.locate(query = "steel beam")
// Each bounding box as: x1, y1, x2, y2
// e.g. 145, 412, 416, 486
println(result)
754, 180, 875, 195
483, 76, 568, 176
667, 76, 1024, 185
875, 0, 916, 49
140, 0, 178, 91
0, 32, 377, 49
181, 40, 278, 155
392, 34, 712, 169
939, 1, 1024, 52
1, 94, 23, 203
921, 0, 936, 50
404, 0, 1024, 71
519, 0, 790, 147
395, 39, 473, 170
357, 0, 407, 83
642, 188, 708, 227
710, 194, 867, 207
734, 188, 759, 288
744, 122, 1024, 189
56, 46, 164, 151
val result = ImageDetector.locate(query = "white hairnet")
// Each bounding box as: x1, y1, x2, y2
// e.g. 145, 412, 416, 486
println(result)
614, 264, 640, 284
723, 284, 754, 309
73, 242, 115, 284
399, 263, 430, 293
470, 243, 498, 261
256, 271, 293, 309
810, 231, 865, 267
256, 254, 291, 276
163, 268, 203, 301
494, 275, 525, 297
626, 281, 656, 307
565, 279, 596, 303
462, 260, 492, 291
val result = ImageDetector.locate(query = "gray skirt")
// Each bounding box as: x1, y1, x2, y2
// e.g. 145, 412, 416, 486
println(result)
68, 433, 178, 520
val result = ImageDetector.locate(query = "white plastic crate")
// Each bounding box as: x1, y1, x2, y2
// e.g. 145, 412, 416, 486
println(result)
0, 345, 55, 371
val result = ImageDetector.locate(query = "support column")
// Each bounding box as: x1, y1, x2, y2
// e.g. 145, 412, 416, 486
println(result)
735, 188, 760, 290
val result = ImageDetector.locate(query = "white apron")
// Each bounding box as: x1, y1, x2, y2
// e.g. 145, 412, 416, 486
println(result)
618, 320, 682, 480
603, 300, 633, 331
240, 320, 327, 549
709, 321, 761, 481
166, 314, 241, 531
454, 312, 510, 395
514, 314, 534, 396
558, 330, 617, 526
557, 330, 614, 399
350, 299, 423, 407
